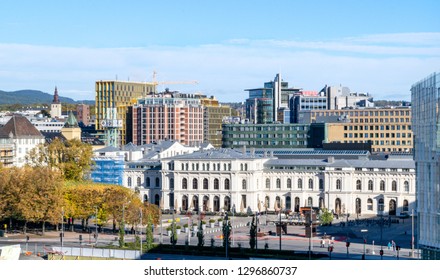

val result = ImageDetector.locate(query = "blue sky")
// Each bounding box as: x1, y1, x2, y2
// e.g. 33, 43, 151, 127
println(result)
1, 0, 439, 101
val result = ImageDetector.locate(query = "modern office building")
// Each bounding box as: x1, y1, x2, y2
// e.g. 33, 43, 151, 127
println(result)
297, 107, 413, 153
132, 91, 204, 146
95, 80, 156, 147
411, 72, 440, 259
221, 123, 318, 149
199, 96, 232, 148
245, 74, 301, 124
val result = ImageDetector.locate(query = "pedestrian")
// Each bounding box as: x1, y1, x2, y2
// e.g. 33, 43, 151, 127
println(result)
387, 241, 391, 250
392, 240, 396, 251
321, 239, 325, 248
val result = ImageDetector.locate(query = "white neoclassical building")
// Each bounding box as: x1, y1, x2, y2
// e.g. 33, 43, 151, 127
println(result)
158, 149, 415, 217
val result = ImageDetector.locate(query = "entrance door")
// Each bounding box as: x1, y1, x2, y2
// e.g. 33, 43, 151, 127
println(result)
389, 199, 396, 216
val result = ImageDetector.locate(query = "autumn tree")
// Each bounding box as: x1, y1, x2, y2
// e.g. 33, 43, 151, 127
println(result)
27, 138, 93, 181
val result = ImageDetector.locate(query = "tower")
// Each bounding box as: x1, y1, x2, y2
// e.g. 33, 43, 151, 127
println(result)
50, 86, 62, 118
61, 111, 81, 140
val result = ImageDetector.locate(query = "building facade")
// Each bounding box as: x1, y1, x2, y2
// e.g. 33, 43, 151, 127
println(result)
159, 149, 415, 217
298, 107, 413, 153
132, 92, 204, 146
411, 72, 440, 259
95, 80, 156, 147
200, 96, 231, 148
222, 123, 318, 149
76, 104, 90, 126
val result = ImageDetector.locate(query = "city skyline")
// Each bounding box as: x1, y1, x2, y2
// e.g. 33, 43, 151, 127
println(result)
0, 0, 439, 102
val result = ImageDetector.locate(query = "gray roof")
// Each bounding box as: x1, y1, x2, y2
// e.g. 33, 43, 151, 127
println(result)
168, 148, 263, 160
95, 146, 121, 153
122, 142, 143, 151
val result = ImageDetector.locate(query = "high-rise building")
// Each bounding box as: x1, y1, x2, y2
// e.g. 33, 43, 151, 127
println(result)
411, 72, 440, 259
132, 91, 204, 146
50, 87, 62, 118
245, 74, 300, 124
95, 80, 156, 147
199, 96, 231, 148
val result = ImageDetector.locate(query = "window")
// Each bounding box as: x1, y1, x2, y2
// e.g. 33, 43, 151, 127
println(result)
319, 179, 324, 190
146, 177, 150, 187
368, 180, 373, 191
378, 198, 384, 211
298, 179, 303, 189
367, 198, 373, 210
307, 197, 313, 207
356, 180, 362, 191
203, 178, 208, 190
287, 178, 292, 189
242, 179, 247, 190
155, 177, 160, 187
276, 178, 281, 189
182, 178, 188, 189
403, 200, 409, 212
336, 179, 341, 190
214, 178, 219, 190
392, 180, 397, 191
308, 179, 313, 189
224, 179, 230, 190
380, 180, 385, 191
193, 178, 198, 189
137, 177, 142, 186
127, 177, 132, 187
266, 178, 270, 189
170, 178, 174, 190
404, 181, 409, 192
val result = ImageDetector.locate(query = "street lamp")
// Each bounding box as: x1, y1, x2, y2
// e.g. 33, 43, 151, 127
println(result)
94, 206, 98, 245
139, 208, 143, 256
361, 229, 368, 260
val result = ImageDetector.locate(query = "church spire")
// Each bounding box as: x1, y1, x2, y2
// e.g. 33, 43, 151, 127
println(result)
53, 86, 60, 103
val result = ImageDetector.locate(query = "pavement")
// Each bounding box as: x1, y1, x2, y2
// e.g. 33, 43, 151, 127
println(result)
0, 213, 419, 260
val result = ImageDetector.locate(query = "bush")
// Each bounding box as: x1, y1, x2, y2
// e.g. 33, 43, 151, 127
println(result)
209, 219, 215, 223
176, 225, 182, 230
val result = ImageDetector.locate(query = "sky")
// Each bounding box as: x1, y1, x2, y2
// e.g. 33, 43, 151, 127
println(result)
0, 0, 439, 102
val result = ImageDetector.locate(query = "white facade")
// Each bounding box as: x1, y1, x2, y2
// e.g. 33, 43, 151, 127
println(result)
158, 150, 415, 217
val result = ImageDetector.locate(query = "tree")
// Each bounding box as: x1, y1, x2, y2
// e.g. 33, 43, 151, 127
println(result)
197, 220, 204, 248
320, 208, 334, 226
249, 216, 257, 250
27, 138, 93, 181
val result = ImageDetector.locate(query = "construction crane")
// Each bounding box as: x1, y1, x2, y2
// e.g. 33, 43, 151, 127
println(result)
151, 70, 198, 88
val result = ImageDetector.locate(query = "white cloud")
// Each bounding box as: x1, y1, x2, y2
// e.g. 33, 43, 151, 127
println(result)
0, 33, 439, 102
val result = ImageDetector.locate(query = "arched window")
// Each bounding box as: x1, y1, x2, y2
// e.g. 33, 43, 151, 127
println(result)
242, 179, 247, 190
170, 178, 174, 190
307, 197, 313, 207
182, 178, 188, 189
245, 164, 248, 171
380, 180, 385, 191
214, 178, 219, 190
143, 194, 148, 203
367, 198, 373, 210
404, 181, 409, 192
319, 179, 324, 190
298, 179, 303, 189
368, 180, 373, 191
127, 177, 132, 187
146, 177, 150, 187
403, 199, 409, 212
287, 178, 292, 189
181, 163, 185, 170
356, 180, 362, 190
224, 163, 227, 171
193, 178, 198, 189
308, 179, 313, 189
240, 163, 243, 171
203, 163, 205, 171
224, 179, 230, 190
137, 176, 142, 186
336, 179, 341, 190
378, 198, 384, 211
266, 178, 270, 189
203, 178, 209, 190
392, 180, 397, 191
155, 177, 160, 187
276, 178, 281, 189
206, 163, 209, 171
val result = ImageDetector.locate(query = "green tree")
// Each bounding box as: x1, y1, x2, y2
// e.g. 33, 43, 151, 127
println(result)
320, 208, 334, 226
249, 216, 257, 250
27, 138, 93, 181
